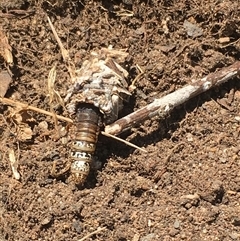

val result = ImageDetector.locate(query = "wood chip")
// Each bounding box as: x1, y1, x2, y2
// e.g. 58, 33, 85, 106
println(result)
219, 37, 230, 43
0, 29, 13, 64
0, 70, 12, 97
9, 149, 20, 180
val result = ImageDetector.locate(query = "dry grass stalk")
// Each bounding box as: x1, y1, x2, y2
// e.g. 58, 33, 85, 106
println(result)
47, 16, 76, 82
0, 97, 73, 123
47, 64, 66, 128
101, 131, 147, 153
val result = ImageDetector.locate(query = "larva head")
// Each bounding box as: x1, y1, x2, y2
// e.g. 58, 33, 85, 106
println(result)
70, 160, 90, 186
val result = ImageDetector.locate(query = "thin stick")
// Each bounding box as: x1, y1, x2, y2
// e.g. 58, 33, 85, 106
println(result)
105, 61, 240, 135
101, 131, 147, 153
0, 97, 73, 123
78, 227, 107, 241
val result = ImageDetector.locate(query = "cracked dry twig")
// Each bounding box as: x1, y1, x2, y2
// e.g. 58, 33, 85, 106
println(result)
105, 61, 240, 136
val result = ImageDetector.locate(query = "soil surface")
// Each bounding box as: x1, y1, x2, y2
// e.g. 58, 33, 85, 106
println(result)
1, 1, 240, 240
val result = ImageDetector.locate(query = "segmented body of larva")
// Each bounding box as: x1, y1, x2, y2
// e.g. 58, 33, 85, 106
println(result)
64, 48, 131, 185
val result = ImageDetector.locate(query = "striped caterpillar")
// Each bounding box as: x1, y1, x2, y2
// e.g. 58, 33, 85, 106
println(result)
64, 47, 131, 186
68, 104, 102, 185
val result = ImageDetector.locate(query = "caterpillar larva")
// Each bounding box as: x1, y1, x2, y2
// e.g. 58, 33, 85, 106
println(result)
64, 47, 131, 185
69, 104, 102, 185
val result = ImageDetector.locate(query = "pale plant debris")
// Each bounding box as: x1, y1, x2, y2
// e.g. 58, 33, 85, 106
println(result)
47, 63, 66, 128
38, 121, 49, 132
8, 109, 34, 141
0, 29, 13, 65
132, 233, 140, 241
114, 8, 134, 17
0, 70, 12, 97
156, 44, 176, 53
0, 0, 26, 9
10, 109, 36, 124
8, 149, 20, 180
48, 64, 60, 107
95, 45, 129, 63
161, 17, 170, 34
47, 16, 70, 62
183, 19, 203, 38
180, 193, 200, 200
17, 124, 33, 141
219, 37, 230, 44
129, 64, 144, 93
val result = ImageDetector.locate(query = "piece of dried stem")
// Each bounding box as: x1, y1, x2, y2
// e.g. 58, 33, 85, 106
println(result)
47, 16, 76, 82
105, 61, 240, 136
0, 97, 73, 123
101, 131, 147, 153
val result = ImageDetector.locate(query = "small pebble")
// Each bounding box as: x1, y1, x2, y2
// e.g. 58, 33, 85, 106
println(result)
140, 233, 156, 241
232, 217, 240, 226
169, 228, 180, 237
41, 215, 53, 226
173, 219, 180, 229
234, 116, 240, 122
229, 232, 239, 240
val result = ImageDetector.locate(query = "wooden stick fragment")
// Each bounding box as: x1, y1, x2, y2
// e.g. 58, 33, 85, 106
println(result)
105, 61, 240, 136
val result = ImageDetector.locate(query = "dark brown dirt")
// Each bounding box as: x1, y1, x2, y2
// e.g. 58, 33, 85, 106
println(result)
1, 1, 240, 240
